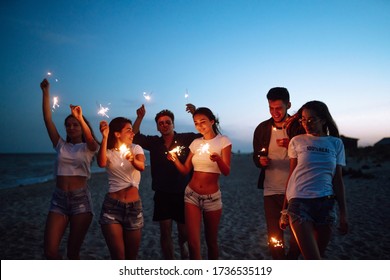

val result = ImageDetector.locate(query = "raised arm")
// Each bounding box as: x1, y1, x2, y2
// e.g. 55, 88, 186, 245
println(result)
70, 105, 99, 152
40, 79, 60, 147
97, 120, 109, 167
132, 104, 146, 134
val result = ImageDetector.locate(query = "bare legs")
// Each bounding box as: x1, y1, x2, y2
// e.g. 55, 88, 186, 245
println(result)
44, 212, 92, 259
290, 220, 332, 259
101, 224, 142, 260
185, 203, 222, 260
159, 220, 188, 259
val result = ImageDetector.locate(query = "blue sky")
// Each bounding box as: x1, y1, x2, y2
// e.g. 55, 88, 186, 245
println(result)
1, 0, 389, 153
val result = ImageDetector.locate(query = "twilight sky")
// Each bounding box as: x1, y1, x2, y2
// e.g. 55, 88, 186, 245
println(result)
1, 0, 389, 153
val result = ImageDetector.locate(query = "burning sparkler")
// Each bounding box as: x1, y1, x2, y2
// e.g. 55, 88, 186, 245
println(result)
268, 237, 284, 248
143, 91, 152, 101
197, 143, 211, 155
184, 89, 189, 99
46, 72, 59, 83
168, 146, 185, 156
118, 144, 131, 167
98, 104, 110, 118
52, 96, 60, 110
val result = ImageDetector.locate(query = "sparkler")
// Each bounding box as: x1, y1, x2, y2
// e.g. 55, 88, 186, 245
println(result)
184, 89, 189, 99
98, 104, 110, 118
143, 91, 152, 101
46, 71, 59, 83
197, 143, 211, 155
52, 96, 60, 110
268, 237, 284, 248
168, 146, 185, 156
118, 144, 131, 167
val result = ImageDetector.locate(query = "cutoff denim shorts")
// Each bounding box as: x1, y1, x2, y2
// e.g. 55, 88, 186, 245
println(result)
99, 194, 144, 231
287, 196, 336, 226
184, 186, 222, 212
49, 186, 93, 216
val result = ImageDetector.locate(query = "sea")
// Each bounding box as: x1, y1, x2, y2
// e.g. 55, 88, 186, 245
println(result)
0, 153, 150, 190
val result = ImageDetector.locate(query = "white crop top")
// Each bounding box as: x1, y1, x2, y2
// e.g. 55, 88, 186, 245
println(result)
54, 138, 96, 178
190, 134, 231, 174
105, 144, 144, 193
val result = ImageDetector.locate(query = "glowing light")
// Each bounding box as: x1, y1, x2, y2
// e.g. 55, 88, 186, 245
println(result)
184, 89, 189, 99
197, 143, 210, 155
46, 71, 59, 82
269, 237, 284, 248
98, 104, 110, 118
52, 96, 60, 110
119, 144, 131, 158
168, 146, 185, 156
143, 92, 152, 101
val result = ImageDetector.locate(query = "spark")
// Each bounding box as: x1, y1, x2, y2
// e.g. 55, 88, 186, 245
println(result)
268, 237, 284, 248
98, 104, 110, 118
52, 96, 60, 110
184, 89, 189, 99
197, 143, 210, 155
143, 91, 152, 101
168, 146, 185, 156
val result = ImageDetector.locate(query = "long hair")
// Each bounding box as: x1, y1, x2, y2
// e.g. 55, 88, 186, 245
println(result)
107, 117, 132, 149
64, 114, 99, 143
193, 107, 221, 135
288, 101, 340, 137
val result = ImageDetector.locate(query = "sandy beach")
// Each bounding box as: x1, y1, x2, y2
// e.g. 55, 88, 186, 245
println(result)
1, 153, 389, 260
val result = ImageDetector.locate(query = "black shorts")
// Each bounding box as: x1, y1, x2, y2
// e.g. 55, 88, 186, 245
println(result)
153, 190, 185, 224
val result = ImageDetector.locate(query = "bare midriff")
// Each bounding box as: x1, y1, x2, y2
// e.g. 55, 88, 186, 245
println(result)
56, 176, 88, 191
108, 186, 140, 203
188, 171, 220, 194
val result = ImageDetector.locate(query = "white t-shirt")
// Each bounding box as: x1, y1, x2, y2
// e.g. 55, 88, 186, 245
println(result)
190, 134, 231, 174
54, 138, 96, 178
264, 126, 290, 196
286, 134, 345, 200
105, 144, 144, 192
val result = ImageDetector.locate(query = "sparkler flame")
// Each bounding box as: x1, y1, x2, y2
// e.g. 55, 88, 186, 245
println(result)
119, 144, 131, 158
184, 89, 189, 99
197, 143, 211, 155
52, 96, 60, 110
143, 92, 152, 101
168, 146, 185, 156
98, 104, 110, 118
269, 237, 284, 248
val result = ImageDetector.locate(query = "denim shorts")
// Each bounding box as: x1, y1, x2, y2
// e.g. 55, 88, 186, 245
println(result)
49, 186, 93, 216
99, 194, 144, 231
184, 186, 222, 212
287, 196, 336, 226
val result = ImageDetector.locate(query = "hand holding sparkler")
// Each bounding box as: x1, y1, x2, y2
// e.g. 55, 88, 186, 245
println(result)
258, 147, 270, 167
209, 152, 221, 163
40, 78, 50, 92
99, 120, 109, 139
185, 103, 196, 114
70, 104, 83, 121
136, 104, 146, 119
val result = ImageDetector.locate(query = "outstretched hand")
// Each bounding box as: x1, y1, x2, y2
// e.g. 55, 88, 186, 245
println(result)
40, 79, 50, 92
99, 120, 109, 138
136, 104, 146, 118
70, 105, 83, 120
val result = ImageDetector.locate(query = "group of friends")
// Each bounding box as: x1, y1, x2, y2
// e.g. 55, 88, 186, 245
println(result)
40, 79, 348, 260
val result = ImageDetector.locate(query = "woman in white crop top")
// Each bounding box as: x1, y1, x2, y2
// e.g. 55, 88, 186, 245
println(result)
97, 117, 145, 259
40, 79, 99, 259
168, 107, 232, 259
